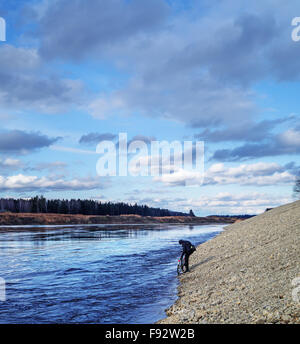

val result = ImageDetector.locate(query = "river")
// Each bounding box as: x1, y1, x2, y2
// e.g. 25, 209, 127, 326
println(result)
0, 224, 224, 324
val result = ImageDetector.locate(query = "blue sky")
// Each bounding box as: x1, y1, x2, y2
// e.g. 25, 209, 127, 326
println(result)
0, 0, 299, 215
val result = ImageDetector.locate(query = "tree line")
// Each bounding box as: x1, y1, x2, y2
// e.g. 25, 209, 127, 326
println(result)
0, 196, 189, 217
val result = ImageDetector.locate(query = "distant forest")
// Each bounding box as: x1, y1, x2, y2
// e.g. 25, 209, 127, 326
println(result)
0, 196, 189, 217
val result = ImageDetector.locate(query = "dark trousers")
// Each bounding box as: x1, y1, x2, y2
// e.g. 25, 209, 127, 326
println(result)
183, 253, 190, 271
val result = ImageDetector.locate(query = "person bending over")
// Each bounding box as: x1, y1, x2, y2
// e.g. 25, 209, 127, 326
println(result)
179, 239, 196, 273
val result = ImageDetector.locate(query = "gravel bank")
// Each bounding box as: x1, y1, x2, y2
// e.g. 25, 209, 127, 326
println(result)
158, 200, 300, 324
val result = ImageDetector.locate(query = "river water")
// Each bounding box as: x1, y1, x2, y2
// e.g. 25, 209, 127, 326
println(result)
0, 224, 223, 324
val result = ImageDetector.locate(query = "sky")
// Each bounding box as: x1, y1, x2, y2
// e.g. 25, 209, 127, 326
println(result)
0, 0, 299, 216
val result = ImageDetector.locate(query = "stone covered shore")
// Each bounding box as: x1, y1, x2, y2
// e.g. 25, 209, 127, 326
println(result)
158, 200, 300, 324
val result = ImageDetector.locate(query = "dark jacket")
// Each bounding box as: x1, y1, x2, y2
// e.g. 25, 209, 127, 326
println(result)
179, 240, 192, 259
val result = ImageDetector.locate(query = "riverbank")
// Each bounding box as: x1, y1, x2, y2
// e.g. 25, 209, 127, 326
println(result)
0, 212, 245, 226
158, 200, 300, 324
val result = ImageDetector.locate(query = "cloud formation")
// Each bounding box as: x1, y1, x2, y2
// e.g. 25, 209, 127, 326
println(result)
0, 158, 23, 173
194, 118, 291, 143
0, 44, 86, 114
211, 129, 300, 161
154, 161, 297, 187
79, 132, 117, 145
81, 1, 300, 128
6, 0, 300, 137
37, 0, 169, 60
122, 191, 292, 215
0, 174, 103, 192
0, 130, 60, 154
182, 192, 292, 215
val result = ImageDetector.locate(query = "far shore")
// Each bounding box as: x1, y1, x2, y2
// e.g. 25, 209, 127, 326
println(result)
0, 212, 246, 227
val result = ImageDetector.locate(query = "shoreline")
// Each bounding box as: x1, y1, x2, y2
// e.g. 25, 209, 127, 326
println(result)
0, 212, 245, 227
157, 200, 300, 324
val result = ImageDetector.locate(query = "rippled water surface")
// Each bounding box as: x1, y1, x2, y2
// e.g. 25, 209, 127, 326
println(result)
0, 224, 223, 323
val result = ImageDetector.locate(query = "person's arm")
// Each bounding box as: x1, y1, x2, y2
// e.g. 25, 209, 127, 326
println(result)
180, 250, 184, 260
180, 242, 186, 260
181, 243, 188, 258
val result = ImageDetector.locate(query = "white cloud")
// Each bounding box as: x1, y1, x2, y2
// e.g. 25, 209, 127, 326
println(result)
0, 158, 22, 167
154, 162, 296, 187
153, 168, 203, 186
0, 158, 23, 171
121, 191, 292, 215
205, 162, 296, 186
0, 174, 103, 192
279, 129, 300, 147
182, 192, 292, 215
